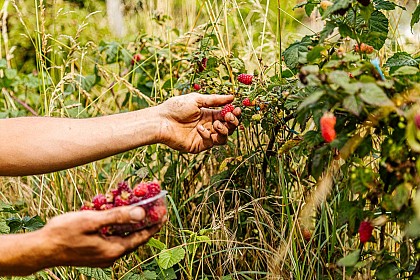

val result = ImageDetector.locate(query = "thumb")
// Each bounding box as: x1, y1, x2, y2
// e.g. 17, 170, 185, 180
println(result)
195, 93, 234, 108
95, 206, 146, 228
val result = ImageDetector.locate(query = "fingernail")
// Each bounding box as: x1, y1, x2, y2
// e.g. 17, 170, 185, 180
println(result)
198, 125, 205, 131
130, 207, 145, 223
229, 114, 235, 122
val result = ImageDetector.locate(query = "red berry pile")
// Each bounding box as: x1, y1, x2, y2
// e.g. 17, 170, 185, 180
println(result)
320, 112, 336, 143
81, 181, 167, 236
237, 74, 253, 85
359, 221, 374, 243
221, 103, 235, 118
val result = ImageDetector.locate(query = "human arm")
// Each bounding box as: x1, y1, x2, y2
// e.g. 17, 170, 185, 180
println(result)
0, 206, 164, 276
0, 93, 240, 176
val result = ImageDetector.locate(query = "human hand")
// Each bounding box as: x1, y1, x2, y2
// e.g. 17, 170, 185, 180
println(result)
157, 93, 241, 153
39, 206, 164, 269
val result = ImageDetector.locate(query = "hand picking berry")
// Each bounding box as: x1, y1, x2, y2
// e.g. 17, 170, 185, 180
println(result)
237, 74, 253, 85
359, 220, 374, 243
320, 112, 336, 143
221, 104, 235, 118
81, 180, 167, 236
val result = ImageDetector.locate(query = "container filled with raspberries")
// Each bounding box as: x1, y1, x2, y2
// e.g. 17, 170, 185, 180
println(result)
81, 180, 168, 236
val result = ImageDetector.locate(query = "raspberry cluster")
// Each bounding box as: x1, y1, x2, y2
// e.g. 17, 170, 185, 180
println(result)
237, 74, 253, 85
81, 181, 167, 236
354, 43, 374, 54
221, 103, 235, 118
131, 53, 142, 65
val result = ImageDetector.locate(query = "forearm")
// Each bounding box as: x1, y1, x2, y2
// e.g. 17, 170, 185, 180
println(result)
0, 231, 50, 276
0, 106, 163, 176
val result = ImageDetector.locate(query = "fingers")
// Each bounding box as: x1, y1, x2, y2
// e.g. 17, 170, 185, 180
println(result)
197, 124, 214, 150
194, 93, 234, 108
212, 120, 228, 145
85, 206, 146, 232
224, 108, 241, 135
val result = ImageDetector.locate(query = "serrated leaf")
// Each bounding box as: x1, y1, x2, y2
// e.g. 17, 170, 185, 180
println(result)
411, 5, 420, 32
364, 11, 389, 50
157, 247, 185, 269
297, 91, 324, 111
0, 218, 10, 234
343, 95, 363, 116
283, 36, 313, 69
391, 66, 419, 76
122, 271, 157, 280
337, 249, 361, 267
76, 267, 112, 280
374, 0, 405, 10
385, 52, 419, 68
23, 216, 45, 231
359, 83, 393, 107
305, 3, 316, 16
157, 268, 177, 280
323, 0, 352, 18
147, 237, 166, 250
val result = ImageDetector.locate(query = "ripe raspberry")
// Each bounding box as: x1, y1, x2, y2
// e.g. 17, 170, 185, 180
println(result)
193, 83, 201, 91
198, 57, 208, 72
100, 226, 112, 236
237, 74, 253, 85
111, 188, 120, 197
242, 98, 252, 107
133, 183, 148, 197
130, 196, 141, 204
114, 195, 130, 207
81, 202, 94, 211
348, 72, 354, 79
144, 181, 162, 199
148, 206, 166, 222
221, 104, 235, 118
359, 221, 374, 243
117, 181, 131, 193
320, 112, 336, 143
131, 53, 142, 65
415, 114, 420, 130
100, 203, 114, 210
92, 194, 107, 210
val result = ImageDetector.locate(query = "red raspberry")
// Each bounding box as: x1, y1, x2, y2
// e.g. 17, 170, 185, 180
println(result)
144, 181, 161, 199
242, 98, 253, 106
348, 72, 354, 79
133, 183, 148, 197
129, 196, 140, 204
148, 206, 166, 222
131, 53, 142, 65
193, 83, 201, 91
92, 194, 107, 210
100, 226, 112, 236
114, 195, 130, 207
221, 104, 235, 118
100, 203, 114, 210
81, 202, 94, 211
320, 112, 336, 143
111, 188, 120, 197
237, 74, 253, 85
415, 114, 420, 130
359, 221, 374, 243
198, 57, 207, 72
117, 181, 131, 193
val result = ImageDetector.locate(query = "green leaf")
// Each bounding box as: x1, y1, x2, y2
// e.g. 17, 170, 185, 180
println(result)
7, 217, 23, 233
76, 267, 112, 280
385, 52, 419, 68
297, 90, 324, 111
0, 218, 10, 234
147, 237, 167, 250
337, 249, 361, 267
364, 10, 389, 50
359, 83, 393, 107
0, 202, 17, 213
374, 0, 405, 10
323, 0, 352, 18
320, 21, 337, 42
391, 66, 419, 76
0, 59, 7, 68
305, 3, 316, 16
411, 4, 420, 32
22, 216, 45, 232
5, 68, 17, 80
343, 95, 363, 116
392, 183, 410, 211
328, 70, 351, 89
157, 268, 177, 280
157, 247, 186, 269
307, 46, 327, 63
122, 271, 157, 280
283, 36, 313, 70
375, 262, 399, 280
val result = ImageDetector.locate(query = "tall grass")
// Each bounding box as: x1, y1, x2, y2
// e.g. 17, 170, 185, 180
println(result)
1, 0, 419, 279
